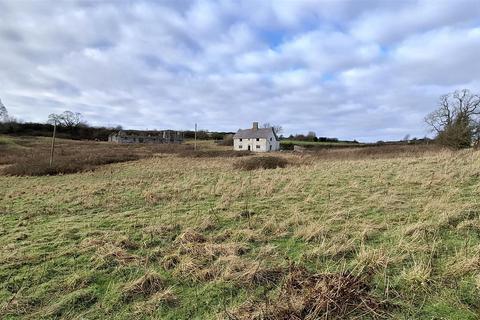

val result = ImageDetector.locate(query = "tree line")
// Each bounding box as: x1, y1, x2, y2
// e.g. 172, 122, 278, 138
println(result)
0, 107, 120, 140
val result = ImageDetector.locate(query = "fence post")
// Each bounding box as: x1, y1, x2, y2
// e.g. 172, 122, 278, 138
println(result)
49, 120, 57, 167
194, 123, 197, 151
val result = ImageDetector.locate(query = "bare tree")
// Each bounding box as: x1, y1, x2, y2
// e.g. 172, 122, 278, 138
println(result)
0, 98, 8, 122
48, 110, 84, 128
425, 89, 480, 148
262, 123, 283, 135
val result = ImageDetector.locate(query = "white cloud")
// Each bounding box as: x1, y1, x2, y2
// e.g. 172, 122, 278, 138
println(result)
351, 0, 480, 43
0, 0, 480, 141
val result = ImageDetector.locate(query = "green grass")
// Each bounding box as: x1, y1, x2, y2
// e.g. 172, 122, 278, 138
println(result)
0, 135, 13, 145
280, 139, 361, 147
0, 136, 479, 319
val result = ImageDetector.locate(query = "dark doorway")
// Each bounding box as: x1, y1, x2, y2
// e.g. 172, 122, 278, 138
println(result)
248, 146, 251, 151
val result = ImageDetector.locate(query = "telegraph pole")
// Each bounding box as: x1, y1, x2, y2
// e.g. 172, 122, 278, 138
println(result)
194, 123, 197, 151
49, 120, 57, 167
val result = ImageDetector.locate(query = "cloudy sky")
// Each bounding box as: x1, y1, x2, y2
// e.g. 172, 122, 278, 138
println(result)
1, 0, 480, 141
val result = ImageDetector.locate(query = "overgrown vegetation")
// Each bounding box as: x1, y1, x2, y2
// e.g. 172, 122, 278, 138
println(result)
0, 137, 479, 319
177, 150, 250, 158
300, 144, 444, 161
0, 136, 191, 176
234, 156, 288, 170
0, 136, 255, 176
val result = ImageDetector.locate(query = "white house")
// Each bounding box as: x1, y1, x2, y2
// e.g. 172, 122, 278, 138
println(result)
233, 122, 280, 152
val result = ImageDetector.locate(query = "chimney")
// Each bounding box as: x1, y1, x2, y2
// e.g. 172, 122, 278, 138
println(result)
252, 122, 259, 130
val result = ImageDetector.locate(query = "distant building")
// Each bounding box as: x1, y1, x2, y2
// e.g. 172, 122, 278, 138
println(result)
233, 122, 280, 152
108, 130, 183, 144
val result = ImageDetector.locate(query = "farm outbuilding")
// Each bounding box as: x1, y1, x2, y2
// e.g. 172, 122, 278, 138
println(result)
108, 130, 183, 144
233, 122, 280, 152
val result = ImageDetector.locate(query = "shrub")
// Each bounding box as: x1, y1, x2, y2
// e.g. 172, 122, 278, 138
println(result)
234, 156, 288, 170
219, 134, 234, 146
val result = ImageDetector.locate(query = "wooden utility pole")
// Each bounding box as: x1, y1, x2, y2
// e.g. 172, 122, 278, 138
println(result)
49, 120, 57, 167
194, 123, 197, 151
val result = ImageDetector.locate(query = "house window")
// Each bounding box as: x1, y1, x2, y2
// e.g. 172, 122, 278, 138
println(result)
239, 138, 242, 142
239, 145, 243, 148
256, 145, 260, 149
270, 137, 272, 141
256, 138, 259, 141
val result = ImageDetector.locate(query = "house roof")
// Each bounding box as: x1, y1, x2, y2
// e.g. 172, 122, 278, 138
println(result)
233, 127, 278, 140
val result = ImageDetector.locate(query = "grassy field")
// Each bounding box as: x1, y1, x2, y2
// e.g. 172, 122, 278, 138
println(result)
1, 136, 479, 319
280, 140, 361, 148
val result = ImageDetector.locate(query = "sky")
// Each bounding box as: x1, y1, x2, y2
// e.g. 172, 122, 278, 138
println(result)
1, 0, 480, 141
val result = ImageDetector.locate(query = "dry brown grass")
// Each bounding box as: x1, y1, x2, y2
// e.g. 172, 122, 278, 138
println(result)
229, 266, 386, 320
122, 271, 166, 301
133, 288, 178, 315
80, 235, 144, 268
0, 136, 191, 176
1, 137, 479, 319
177, 150, 251, 158
234, 156, 289, 170
300, 144, 445, 161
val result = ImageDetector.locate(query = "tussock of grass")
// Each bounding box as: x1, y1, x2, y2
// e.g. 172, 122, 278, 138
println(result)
175, 228, 207, 244
81, 236, 143, 268
116, 237, 140, 250
95, 244, 142, 268
230, 266, 386, 319
236, 263, 285, 287
144, 224, 181, 239
122, 272, 166, 301
162, 254, 181, 270
444, 246, 480, 278
133, 288, 178, 315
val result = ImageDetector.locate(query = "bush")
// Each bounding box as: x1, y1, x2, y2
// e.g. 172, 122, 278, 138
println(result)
234, 156, 288, 171
435, 115, 472, 149
218, 134, 234, 146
